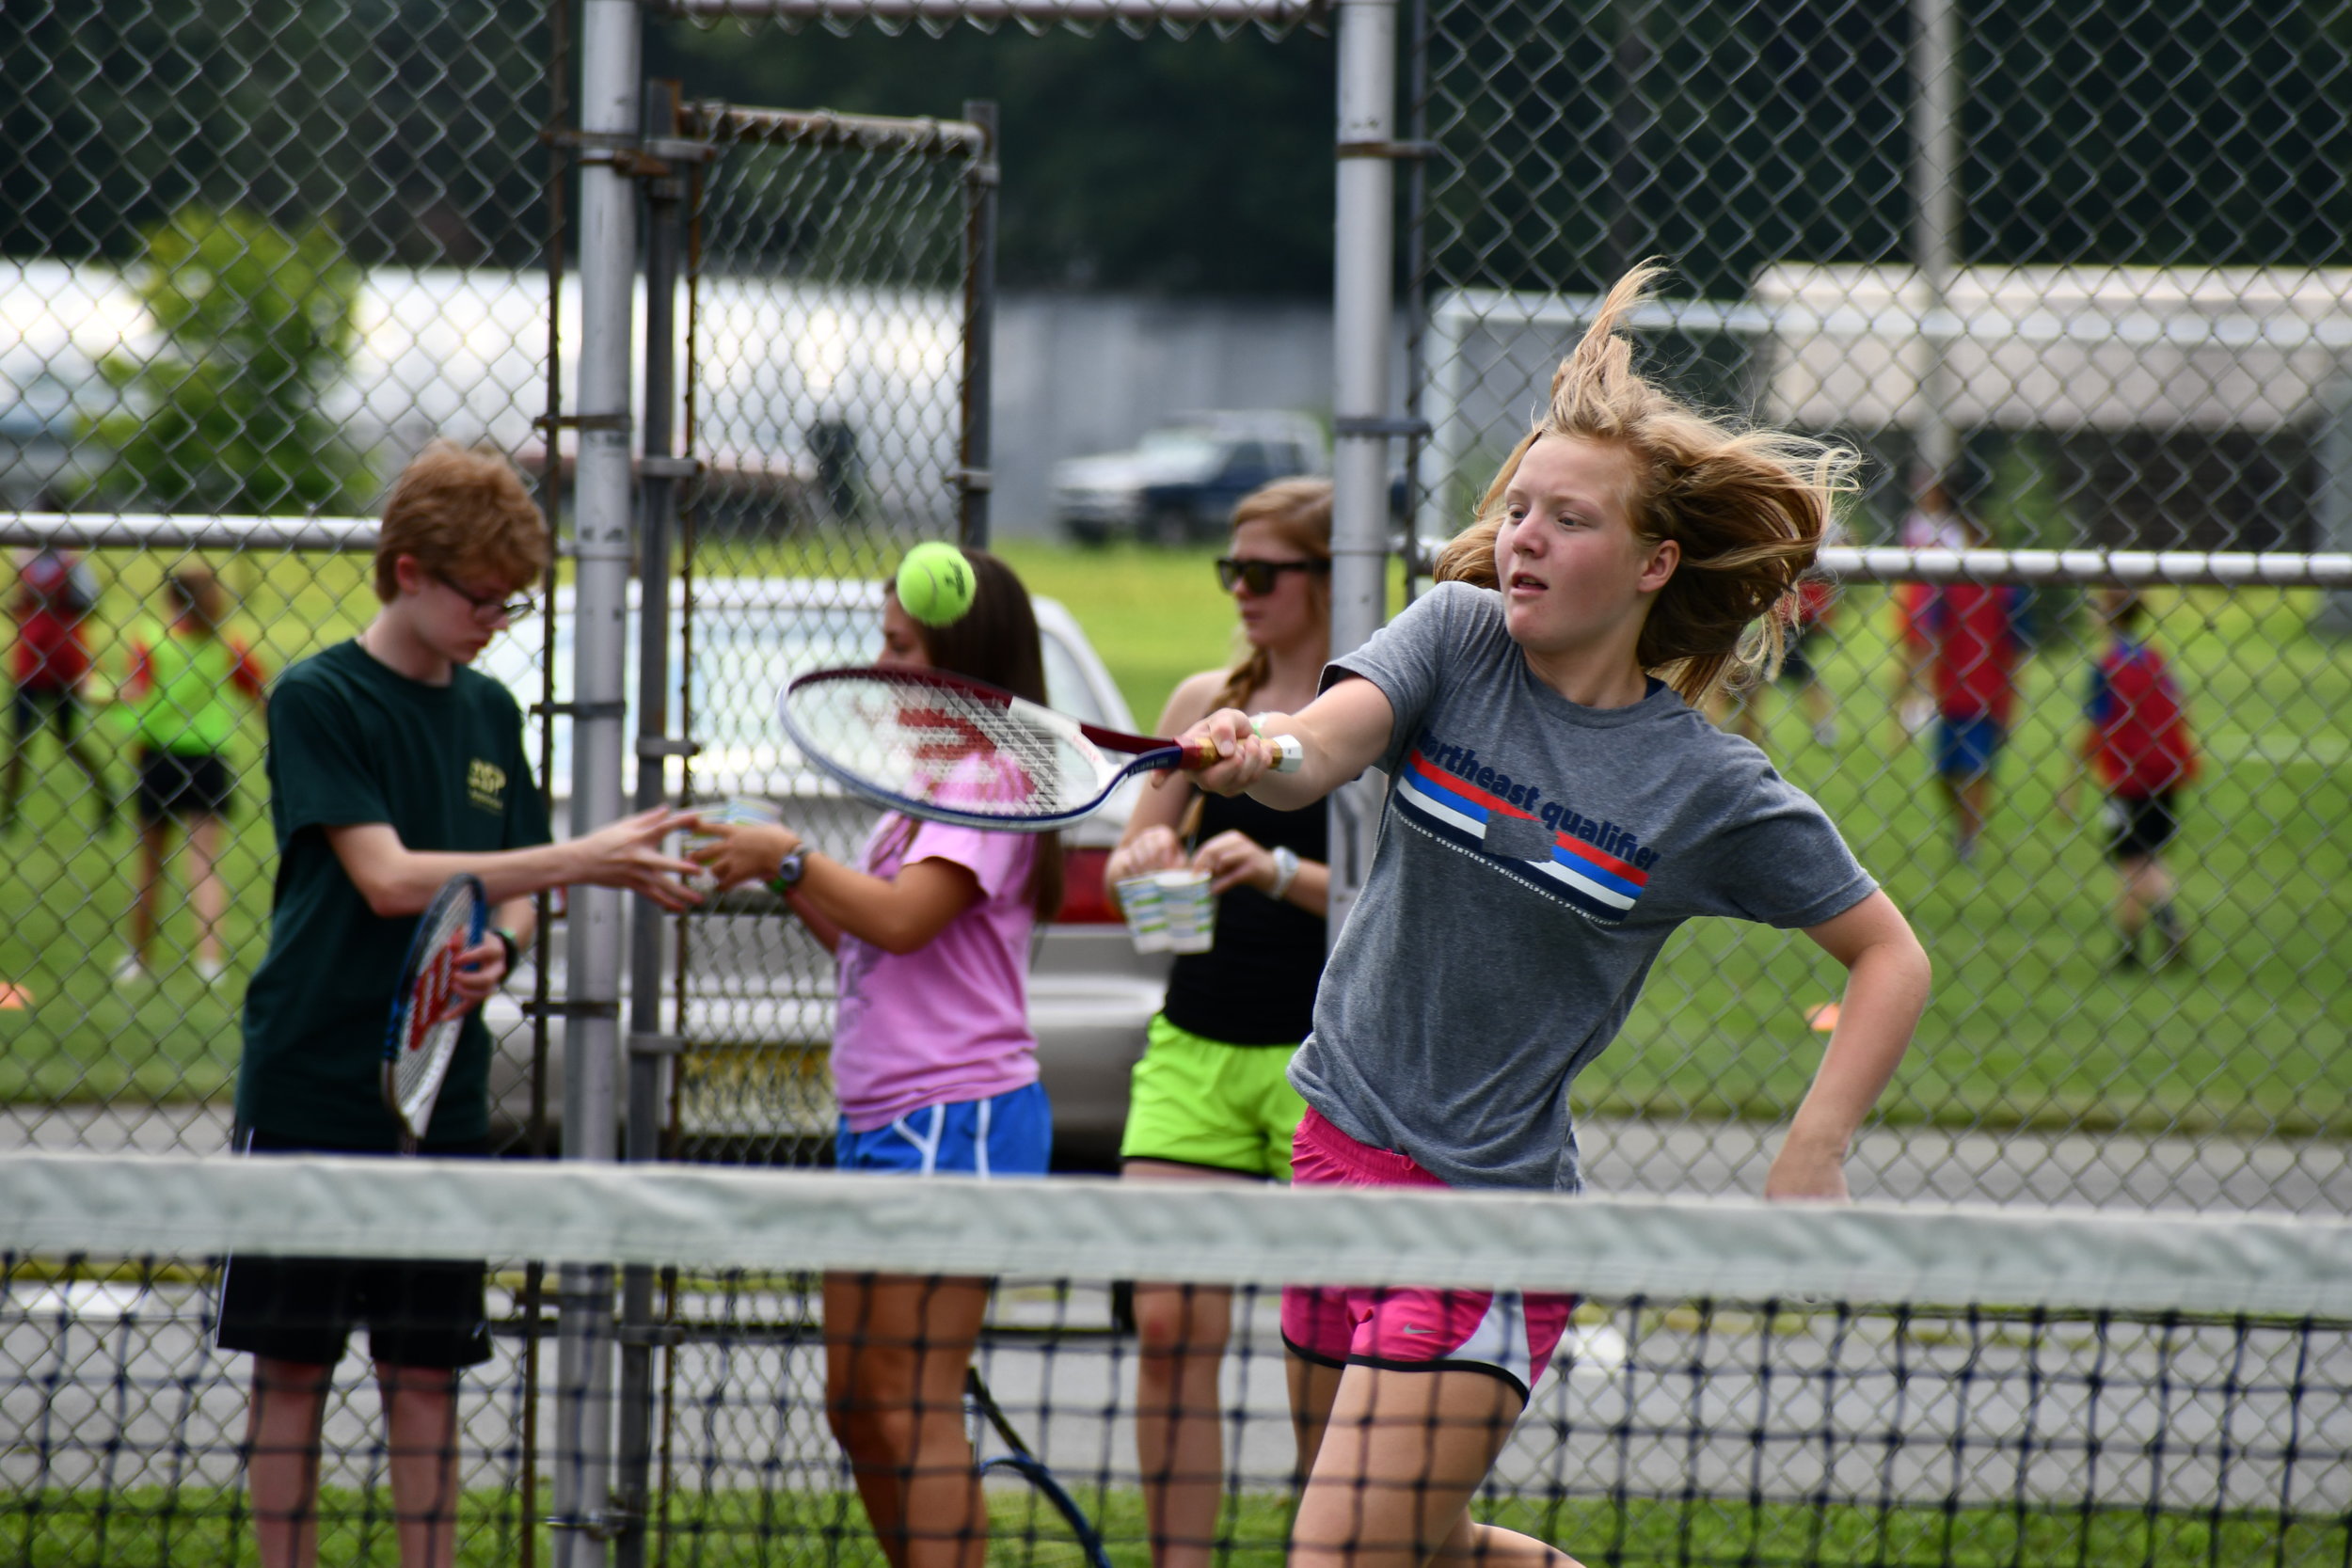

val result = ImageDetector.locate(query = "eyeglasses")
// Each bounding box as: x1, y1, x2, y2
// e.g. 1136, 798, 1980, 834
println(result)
433, 572, 536, 624
1215, 557, 1331, 595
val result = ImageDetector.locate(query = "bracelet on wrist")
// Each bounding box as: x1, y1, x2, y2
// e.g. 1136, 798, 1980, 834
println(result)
490, 927, 521, 977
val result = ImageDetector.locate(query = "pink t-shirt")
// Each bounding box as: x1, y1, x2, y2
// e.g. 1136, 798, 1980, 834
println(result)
830, 764, 1042, 1132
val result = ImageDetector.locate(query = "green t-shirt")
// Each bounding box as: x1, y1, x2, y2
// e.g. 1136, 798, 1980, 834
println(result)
237, 640, 552, 1148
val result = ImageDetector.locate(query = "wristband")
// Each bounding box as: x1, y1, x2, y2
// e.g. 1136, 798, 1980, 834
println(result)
490, 927, 521, 977
1267, 846, 1300, 903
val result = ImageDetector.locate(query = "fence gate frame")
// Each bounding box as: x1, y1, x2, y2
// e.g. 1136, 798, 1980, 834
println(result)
532, 79, 1004, 1564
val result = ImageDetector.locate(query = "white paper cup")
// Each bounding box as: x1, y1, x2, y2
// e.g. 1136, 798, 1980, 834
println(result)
1153, 868, 1217, 955
1115, 874, 1172, 953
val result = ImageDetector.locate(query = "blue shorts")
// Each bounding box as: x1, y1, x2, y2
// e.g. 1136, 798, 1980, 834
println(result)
835, 1081, 1051, 1177
1934, 715, 2007, 781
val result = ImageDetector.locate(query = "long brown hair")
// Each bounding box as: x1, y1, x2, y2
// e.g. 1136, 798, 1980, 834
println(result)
1206, 477, 1333, 715
1432, 263, 1860, 702
890, 546, 1065, 920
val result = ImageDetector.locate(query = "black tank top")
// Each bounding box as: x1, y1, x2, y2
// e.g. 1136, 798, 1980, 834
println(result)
1159, 788, 1328, 1046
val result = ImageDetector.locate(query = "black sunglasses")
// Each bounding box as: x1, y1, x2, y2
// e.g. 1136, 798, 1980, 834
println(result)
1216, 557, 1331, 595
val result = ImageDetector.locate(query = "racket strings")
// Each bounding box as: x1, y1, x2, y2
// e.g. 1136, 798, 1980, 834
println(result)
791, 678, 1103, 818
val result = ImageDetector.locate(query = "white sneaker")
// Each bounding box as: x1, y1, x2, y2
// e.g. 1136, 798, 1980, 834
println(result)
111, 954, 148, 986
196, 957, 227, 984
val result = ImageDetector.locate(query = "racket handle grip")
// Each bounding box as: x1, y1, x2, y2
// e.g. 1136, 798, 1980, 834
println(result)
1177, 732, 1304, 773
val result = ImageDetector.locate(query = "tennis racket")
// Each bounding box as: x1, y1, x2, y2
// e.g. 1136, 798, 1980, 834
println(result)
380, 873, 489, 1154
778, 665, 1302, 832
966, 1366, 1114, 1568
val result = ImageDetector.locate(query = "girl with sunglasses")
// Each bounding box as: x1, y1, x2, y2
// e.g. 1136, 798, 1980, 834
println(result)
1102, 476, 1333, 1568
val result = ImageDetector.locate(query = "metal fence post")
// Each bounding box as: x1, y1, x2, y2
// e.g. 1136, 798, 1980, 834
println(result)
1911, 0, 1961, 483
1327, 0, 1400, 942
612, 78, 696, 1568
960, 100, 999, 550
556, 1, 642, 1561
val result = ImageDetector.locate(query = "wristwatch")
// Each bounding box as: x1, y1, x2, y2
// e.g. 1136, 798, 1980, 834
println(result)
771, 847, 809, 895
490, 926, 521, 976
1267, 845, 1301, 903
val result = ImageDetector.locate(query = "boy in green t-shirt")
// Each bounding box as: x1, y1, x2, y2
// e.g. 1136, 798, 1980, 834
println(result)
220, 441, 703, 1568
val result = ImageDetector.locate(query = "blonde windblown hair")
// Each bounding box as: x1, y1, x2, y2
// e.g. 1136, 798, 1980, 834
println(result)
1431, 263, 1859, 702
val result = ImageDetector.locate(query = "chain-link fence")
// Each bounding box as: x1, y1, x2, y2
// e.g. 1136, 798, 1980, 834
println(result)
1406, 0, 2352, 1212
0, 0, 564, 1160
662, 101, 995, 1164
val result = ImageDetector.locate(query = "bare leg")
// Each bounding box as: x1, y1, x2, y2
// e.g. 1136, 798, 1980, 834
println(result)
1286, 1346, 1346, 1489
1799, 678, 1837, 743
246, 1356, 333, 1568
1126, 1160, 1263, 1568
823, 1272, 991, 1568
187, 813, 227, 966
2113, 851, 2154, 942
1132, 1281, 1234, 1568
379, 1361, 464, 1568
129, 820, 168, 968
1, 706, 23, 824
1288, 1363, 1580, 1568
1959, 774, 1994, 849
61, 727, 110, 828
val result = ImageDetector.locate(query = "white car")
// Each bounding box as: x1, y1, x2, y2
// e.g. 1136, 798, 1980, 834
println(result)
474, 578, 1166, 1167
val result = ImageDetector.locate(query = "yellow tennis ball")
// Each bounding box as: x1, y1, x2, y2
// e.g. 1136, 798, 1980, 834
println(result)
895, 541, 977, 627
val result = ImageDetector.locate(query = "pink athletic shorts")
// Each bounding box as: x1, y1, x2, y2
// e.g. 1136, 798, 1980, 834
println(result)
1279, 1108, 1577, 1401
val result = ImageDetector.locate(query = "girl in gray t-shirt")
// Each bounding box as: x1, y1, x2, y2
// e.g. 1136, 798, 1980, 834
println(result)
1171, 263, 1932, 1568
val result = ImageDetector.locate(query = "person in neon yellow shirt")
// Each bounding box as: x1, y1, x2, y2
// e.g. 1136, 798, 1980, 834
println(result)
114, 566, 269, 984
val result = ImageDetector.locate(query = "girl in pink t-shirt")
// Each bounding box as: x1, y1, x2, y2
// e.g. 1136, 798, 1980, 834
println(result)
691, 547, 1064, 1568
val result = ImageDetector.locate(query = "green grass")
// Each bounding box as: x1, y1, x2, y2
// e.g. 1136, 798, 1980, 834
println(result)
3, 542, 2347, 1143
5, 1485, 2344, 1568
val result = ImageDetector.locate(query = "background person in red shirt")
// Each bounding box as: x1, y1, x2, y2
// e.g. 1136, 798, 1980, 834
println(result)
1891, 469, 1967, 740
2063, 588, 2196, 970
1713, 574, 1842, 750
1923, 550, 2030, 865
3, 546, 114, 836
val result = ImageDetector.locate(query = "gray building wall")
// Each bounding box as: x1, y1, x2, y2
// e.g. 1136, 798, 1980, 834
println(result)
990, 293, 1408, 538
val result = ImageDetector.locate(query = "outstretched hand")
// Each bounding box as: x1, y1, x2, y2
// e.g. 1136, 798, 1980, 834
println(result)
573, 807, 707, 911
1164, 707, 1285, 798
685, 817, 803, 893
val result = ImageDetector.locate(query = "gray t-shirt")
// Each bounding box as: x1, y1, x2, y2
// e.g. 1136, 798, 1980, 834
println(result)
1290, 581, 1878, 1193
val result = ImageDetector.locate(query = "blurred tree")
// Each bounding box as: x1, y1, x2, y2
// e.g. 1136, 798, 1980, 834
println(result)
648, 23, 1336, 294
90, 206, 368, 515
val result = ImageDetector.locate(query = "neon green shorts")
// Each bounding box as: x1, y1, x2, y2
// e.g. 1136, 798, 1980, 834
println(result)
1120, 1013, 1309, 1180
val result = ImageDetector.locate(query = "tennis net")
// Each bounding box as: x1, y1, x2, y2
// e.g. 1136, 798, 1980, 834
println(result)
5, 1152, 2350, 1568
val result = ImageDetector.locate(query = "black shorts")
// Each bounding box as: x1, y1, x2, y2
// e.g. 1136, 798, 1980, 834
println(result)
11, 685, 84, 741
136, 750, 233, 824
214, 1129, 494, 1370
2104, 791, 2180, 863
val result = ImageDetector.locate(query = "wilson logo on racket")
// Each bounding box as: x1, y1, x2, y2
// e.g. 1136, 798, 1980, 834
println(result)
1396, 746, 1651, 925
407, 937, 470, 1048
382, 873, 488, 1153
